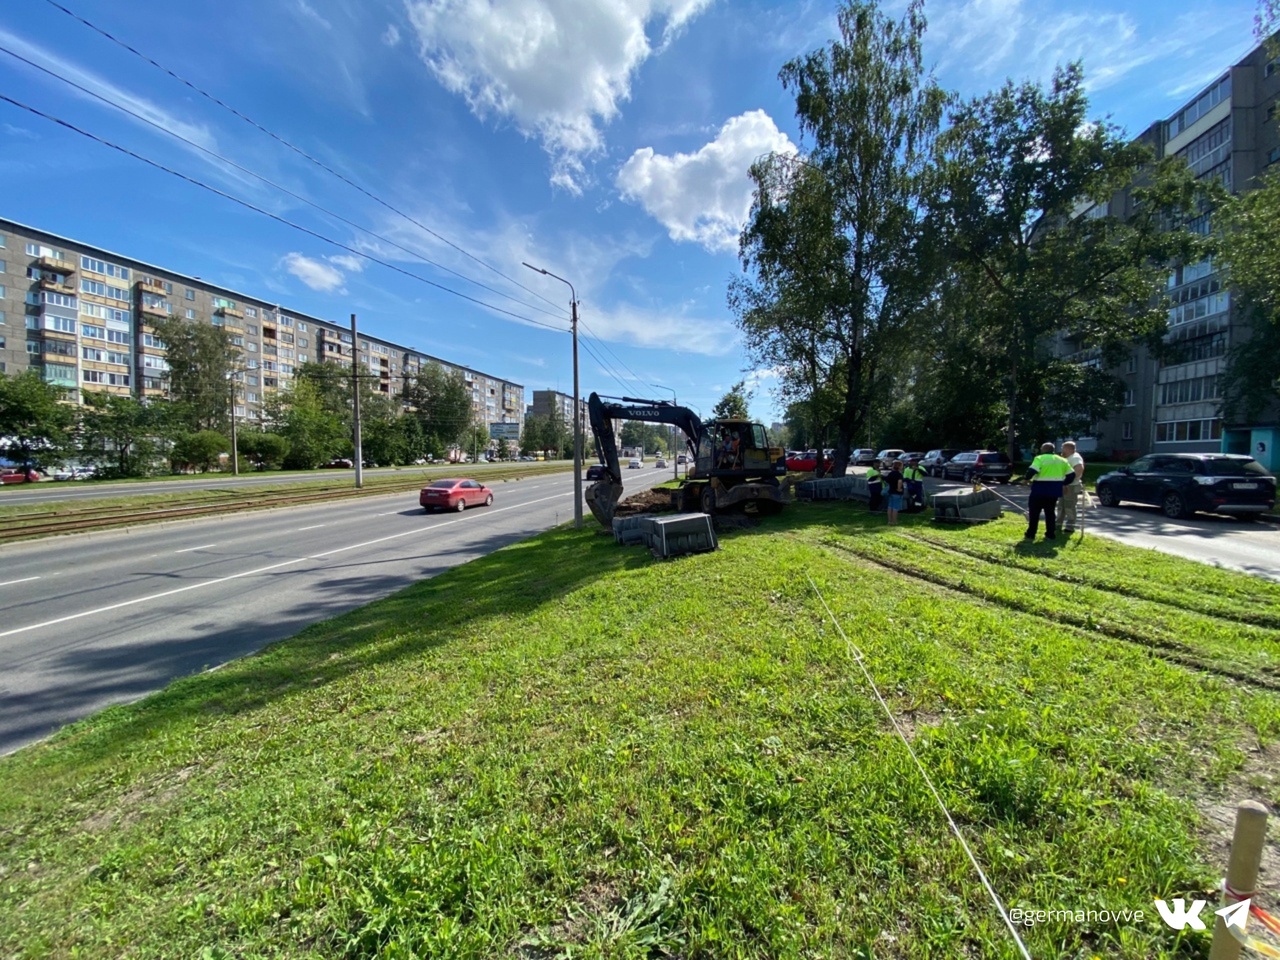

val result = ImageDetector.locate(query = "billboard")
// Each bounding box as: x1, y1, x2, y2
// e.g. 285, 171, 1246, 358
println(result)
489, 422, 521, 441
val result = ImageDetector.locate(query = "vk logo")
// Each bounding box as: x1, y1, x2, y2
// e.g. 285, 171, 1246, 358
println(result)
1154, 898, 1207, 931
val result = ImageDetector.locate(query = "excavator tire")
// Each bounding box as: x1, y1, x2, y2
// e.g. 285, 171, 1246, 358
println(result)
700, 484, 716, 515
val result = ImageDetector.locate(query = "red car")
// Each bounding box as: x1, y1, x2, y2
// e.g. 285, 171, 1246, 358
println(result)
1, 468, 40, 485
419, 477, 494, 512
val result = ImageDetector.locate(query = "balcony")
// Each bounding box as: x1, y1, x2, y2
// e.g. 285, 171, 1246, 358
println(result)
139, 300, 169, 318
137, 277, 167, 295
216, 305, 245, 319
37, 255, 75, 274
37, 275, 76, 295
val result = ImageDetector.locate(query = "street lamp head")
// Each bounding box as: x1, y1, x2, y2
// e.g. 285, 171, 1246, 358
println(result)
521, 262, 548, 275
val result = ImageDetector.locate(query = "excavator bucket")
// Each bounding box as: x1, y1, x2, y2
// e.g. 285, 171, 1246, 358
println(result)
585, 479, 625, 527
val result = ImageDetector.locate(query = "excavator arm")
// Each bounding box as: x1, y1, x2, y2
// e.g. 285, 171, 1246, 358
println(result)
585, 392, 703, 527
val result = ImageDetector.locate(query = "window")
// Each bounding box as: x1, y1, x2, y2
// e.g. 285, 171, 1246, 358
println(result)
82, 346, 105, 362
297, 322, 307, 332
1167, 75, 1231, 138
26, 243, 65, 259
143, 333, 166, 348
1155, 418, 1223, 442
1270, 147, 1280, 166
26, 316, 37, 330
48, 316, 76, 333
0, 260, 5, 274
0, 311, 5, 325
106, 329, 129, 345
185, 288, 195, 300
82, 324, 106, 339
298, 337, 308, 348
245, 306, 257, 318
0, 335, 4, 349
142, 355, 169, 370
186, 309, 195, 319
82, 369, 105, 384
279, 316, 293, 328
0, 233, 5, 247
1122, 421, 1133, 441
1123, 389, 1134, 407
80, 302, 130, 323
80, 257, 129, 280
247, 324, 258, 336
26, 339, 39, 353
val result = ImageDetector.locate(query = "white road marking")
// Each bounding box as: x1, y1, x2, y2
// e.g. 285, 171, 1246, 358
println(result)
296, 524, 326, 531
0, 576, 41, 588
0, 491, 573, 640
174, 543, 217, 553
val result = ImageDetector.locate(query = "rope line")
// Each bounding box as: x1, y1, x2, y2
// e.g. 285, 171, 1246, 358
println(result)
806, 574, 1034, 960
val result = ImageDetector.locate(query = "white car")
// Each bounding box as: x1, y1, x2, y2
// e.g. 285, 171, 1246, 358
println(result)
628, 458, 642, 469
655, 458, 667, 468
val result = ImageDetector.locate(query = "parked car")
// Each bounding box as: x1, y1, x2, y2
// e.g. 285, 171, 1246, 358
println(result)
324, 457, 354, 468
942, 450, 1013, 483
1, 468, 40, 484
785, 451, 834, 472
1095, 453, 1276, 520
419, 477, 494, 512
901, 451, 925, 465
921, 449, 961, 478
628, 458, 643, 469
851, 448, 878, 466
586, 464, 606, 481
53, 465, 97, 481
875, 448, 906, 463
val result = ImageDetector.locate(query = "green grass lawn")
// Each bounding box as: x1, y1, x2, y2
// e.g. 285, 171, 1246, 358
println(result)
1, 504, 1277, 958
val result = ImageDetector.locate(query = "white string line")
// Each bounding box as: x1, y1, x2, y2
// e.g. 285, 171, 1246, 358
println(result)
806, 574, 1035, 960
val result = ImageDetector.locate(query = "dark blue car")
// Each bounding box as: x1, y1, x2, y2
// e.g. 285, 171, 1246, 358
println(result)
1096, 453, 1275, 520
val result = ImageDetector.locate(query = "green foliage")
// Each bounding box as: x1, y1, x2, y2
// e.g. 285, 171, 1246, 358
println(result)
521, 413, 567, 457
169, 430, 229, 473
150, 316, 238, 433
266, 378, 349, 470
0, 370, 76, 469
619, 420, 670, 454
78, 392, 170, 477
932, 64, 1208, 458
235, 430, 290, 471
733, 0, 944, 474
711, 381, 751, 421
401, 363, 473, 452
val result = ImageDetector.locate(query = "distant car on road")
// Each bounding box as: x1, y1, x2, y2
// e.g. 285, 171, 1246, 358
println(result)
942, 451, 1013, 484
586, 464, 606, 481
419, 477, 494, 512
628, 458, 643, 469
1096, 453, 1276, 520
655, 458, 667, 468
677, 454, 688, 465
921, 449, 961, 477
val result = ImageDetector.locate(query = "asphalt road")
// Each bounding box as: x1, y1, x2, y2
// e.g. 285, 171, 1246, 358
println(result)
0, 468, 668, 756
921, 475, 1280, 581
0, 462, 561, 507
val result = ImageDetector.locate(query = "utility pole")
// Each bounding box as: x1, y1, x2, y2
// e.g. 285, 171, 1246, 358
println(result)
351, 313, 363, 489
228, 372, 239, 476
523, 262, 582, 528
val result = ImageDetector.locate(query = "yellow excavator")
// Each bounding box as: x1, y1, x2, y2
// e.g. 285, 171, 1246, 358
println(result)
584, 392, 789, 527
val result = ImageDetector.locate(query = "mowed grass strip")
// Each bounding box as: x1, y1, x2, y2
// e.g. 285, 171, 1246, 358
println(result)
903, 523, 1280, 630
0, 506, 1277, 959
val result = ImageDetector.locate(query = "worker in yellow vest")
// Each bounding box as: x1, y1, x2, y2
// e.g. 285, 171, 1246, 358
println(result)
866, 461, 883, 511
1019, 442, 1073, 541
903, 458, 926, 512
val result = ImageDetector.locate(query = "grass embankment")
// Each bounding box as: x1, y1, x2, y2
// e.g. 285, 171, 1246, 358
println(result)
2, 506, 1278, 958
0, 462, 573, 532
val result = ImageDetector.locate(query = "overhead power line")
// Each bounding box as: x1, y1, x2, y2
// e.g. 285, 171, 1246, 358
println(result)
0, 93, 569, 332
41, 0, 568, 315
577, 336, 633, 395
0, 44, 568, 325
579, 320, 650, 392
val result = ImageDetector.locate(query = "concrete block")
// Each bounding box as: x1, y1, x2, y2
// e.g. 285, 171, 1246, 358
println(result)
930, 487, 1002, 522
646, 512, 718, 558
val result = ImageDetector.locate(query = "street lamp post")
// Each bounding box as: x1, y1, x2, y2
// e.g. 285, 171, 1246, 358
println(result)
651, 384, 679, 482
523, 262, 582, 529
226, 369, 239, 477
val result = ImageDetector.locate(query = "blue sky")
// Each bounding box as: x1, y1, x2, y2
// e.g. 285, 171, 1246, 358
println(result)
0, 0, 1261, 423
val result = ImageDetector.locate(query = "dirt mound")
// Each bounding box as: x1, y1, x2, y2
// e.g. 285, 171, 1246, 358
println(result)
614, 488, 678, 516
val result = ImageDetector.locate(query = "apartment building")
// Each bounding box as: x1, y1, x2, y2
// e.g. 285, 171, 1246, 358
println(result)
0, 218, 524, 436
531, 389, 585, 428
1069, 34, 1280, 471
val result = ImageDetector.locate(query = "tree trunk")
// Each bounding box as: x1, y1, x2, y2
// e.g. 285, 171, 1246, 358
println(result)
1005, 352, 1019, 464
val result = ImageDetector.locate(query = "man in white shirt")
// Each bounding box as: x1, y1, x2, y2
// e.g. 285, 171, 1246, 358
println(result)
1057, 440, 1085, 534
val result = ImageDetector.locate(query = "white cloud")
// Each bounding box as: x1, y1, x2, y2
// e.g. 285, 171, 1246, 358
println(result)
404, 0, 713, 192
615, 110, 796, 253
0, 27, 217, 153
281, 253, 346, 292
383, 23, 402, 47
294, 0, 334, 31
328, 254, 366, 273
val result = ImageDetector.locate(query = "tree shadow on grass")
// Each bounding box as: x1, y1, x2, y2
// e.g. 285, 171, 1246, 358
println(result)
12, 526, 655, 767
